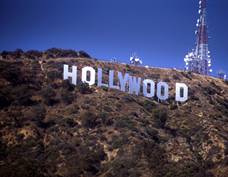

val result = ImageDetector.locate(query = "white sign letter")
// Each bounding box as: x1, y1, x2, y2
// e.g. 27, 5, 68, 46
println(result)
98, 68, 108, 87
175, 83, 188, 102
109, 70, 120, 90
157, 82, 169, 100
129, 76, 141, 95
118, 72, 129, 92
81, 66, 96, 86
63, 64, 77, 85
143, 79, 155, 98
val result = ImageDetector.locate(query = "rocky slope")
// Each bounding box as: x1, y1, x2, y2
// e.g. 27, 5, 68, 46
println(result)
0, 56, 228, 177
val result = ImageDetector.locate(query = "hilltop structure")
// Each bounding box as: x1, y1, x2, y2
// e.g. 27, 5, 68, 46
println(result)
184, 0, 212, 75
130, 53, 142, 66
218, 70, 227, 80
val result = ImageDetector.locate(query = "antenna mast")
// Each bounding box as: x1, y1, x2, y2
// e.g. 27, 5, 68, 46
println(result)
184, 0, 212, 75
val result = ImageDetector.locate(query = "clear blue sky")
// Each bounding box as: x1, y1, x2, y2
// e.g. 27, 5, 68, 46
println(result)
0, 0, 228, 75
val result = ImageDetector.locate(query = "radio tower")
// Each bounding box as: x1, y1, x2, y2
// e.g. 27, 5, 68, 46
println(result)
184, 0, 212, 75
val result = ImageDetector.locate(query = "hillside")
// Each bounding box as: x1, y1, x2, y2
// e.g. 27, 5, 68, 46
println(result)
0, 56, 228, 177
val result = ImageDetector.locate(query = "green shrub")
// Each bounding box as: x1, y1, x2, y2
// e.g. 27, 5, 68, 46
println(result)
173, 74, 180, 80
61, 88, 74, 104
100, 112, 113, 126
103, 105, 113, 112
143, 140, 165, 169
40, 85, 58, 106
0, 63, 23, 85
143, 100, 156, 112
122, 95, 135, 102
47, 70, 61, 80
156, 161, 214, 177
181, 71, 192, 80
0, 140, 7, 160
78, 50, 91, 58
115, 117, 136, 131
66, 118, 77, 127
76, 82, 93, 94
111, 135, 129, 149
169, 102, 178, 110
203, 86, 217, 95
81, 111, 98, 128
101, 86, 109, 91
0, 158, 46, 177
145, 127, 160, 143
44, 48, 79, 58
23, 105, 46, 123
126, 64, 130, 71
152, 108, 168, 128
0, 92, 11, 109
163, 78, 171, 82
78, 143, 105, 175
104, 154, 141, 177
24, 50, 42, 59
62, 80, 75, 91
15, 87, 36, 106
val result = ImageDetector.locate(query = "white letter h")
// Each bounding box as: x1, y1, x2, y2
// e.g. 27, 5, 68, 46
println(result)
63, 64, 77, 85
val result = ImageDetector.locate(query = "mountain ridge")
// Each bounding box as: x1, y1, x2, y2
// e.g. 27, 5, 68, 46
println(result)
0, 56, 228, 177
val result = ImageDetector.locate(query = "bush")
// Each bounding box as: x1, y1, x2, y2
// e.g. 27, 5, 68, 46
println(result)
149, 74, 160, 80
203, 86, 217, 96
47, 70, 62, 81
0, 48, 92, 60
111, 134, 129, 149
0, 49, 24, 60
65, 104, 80, 114
61, 89, 74, 104
173, 74, 180, 80
81, 111, 98, 128
103, 105, 113, 112
1, 50, 10, 59
104, 153, 141, 177
115, 117, 136, 131
122, 95, 135, 102
65, 118, 77, 127
76, 143, 106, 176
62, 80, 75, 91
101, 86, 108, 91
143, 100, 156, 112
126, 64, 131, 71
58, 49, 78, 58
145, 127, 160, 143
78, 50, 91, 58
24, 50, 42, 60
10, 85, 36, 106
100, 112, 113, 126
163, 78, 171, 82
76, 82, 93, 94
181, 71, 192, 80
169, 102, 178, 110
0, 140, 7, 160
40, 85, 57, 106
143, 140, 165, 169
0, 158, 46, 177
0, 92, 11, 109
152, 108, 168, 128
23, 105, 46, 124
225, 80, 228, 85
44, 48, 62, 58
0, 49, 21, 60
157, 161, 214, 177
0, 63, 23, 85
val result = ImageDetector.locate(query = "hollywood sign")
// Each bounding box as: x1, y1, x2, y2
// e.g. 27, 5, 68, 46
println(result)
63, 64, 188, 102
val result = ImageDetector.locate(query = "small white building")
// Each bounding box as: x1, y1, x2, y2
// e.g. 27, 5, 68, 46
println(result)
130, 53, 142, 66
